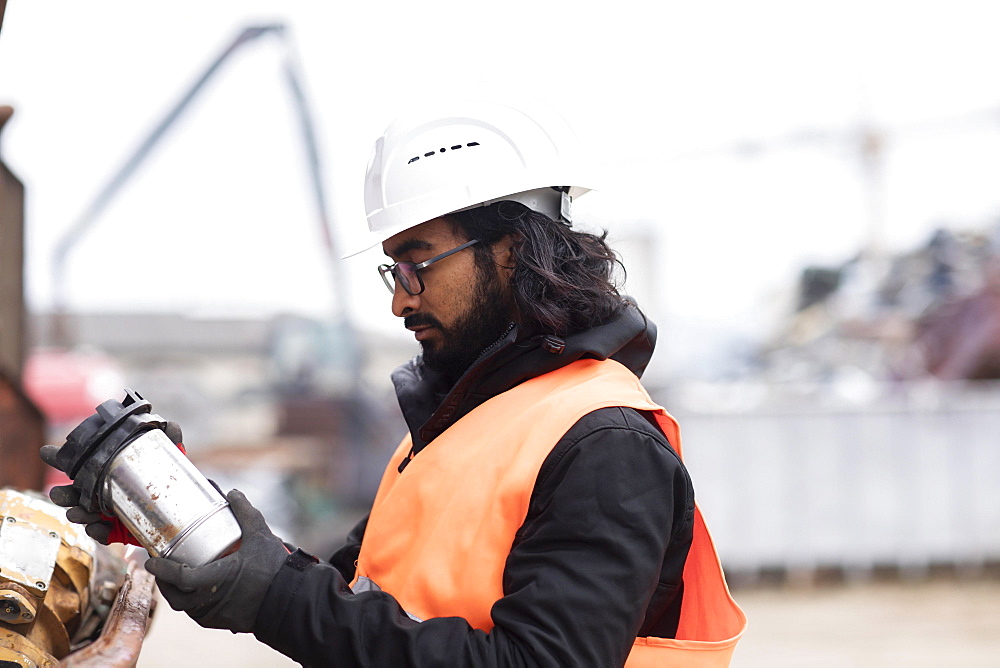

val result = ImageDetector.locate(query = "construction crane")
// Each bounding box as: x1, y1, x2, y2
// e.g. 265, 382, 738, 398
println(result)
43, 25, 388, 509
673, 102, 1000, 263
48, 24, 356, 384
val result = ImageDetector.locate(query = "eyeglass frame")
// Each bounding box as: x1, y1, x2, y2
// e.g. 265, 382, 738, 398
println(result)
378, 238, 481, 295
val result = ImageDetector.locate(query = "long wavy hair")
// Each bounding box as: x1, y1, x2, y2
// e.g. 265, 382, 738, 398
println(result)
447, 201, 626, 335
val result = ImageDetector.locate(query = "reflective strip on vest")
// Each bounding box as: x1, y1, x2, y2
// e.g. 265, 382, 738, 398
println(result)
352, 577, 424, 623
353, 358, 746, 666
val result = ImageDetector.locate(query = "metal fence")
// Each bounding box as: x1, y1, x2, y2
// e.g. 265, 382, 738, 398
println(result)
667, 382, 1000, 576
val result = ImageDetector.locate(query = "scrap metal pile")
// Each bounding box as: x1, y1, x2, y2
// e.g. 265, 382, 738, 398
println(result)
762, 223, 1000, 386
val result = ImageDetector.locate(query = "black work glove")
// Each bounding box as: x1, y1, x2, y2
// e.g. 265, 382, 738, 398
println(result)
40, 421, 185, 545
144, 489, 290, 633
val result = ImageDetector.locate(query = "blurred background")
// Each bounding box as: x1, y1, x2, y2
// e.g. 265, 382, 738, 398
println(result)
1, 1, 999, 665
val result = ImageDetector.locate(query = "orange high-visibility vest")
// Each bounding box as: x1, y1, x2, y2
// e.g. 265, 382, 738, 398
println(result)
353, 358, 746, 666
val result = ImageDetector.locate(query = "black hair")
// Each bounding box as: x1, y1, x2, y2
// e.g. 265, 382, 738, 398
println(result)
447, 200, 626, 335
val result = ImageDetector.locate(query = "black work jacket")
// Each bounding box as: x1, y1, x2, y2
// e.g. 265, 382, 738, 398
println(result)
254, 304, 695, 667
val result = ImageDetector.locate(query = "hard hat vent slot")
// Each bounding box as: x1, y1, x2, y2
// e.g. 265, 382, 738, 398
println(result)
407, 142, 481, 165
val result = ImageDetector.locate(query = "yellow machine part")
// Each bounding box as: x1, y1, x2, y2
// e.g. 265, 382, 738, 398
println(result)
0, 489, 127, 667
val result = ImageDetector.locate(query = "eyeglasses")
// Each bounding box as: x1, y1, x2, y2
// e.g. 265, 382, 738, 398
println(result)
378, 239, 481, 295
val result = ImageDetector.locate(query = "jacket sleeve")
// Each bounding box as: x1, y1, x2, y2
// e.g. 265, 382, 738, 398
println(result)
252, 407, 692, 667
327, 513, 368, 581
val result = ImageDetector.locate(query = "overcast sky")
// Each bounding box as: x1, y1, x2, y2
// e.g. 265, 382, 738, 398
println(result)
3, 1, 1000, 374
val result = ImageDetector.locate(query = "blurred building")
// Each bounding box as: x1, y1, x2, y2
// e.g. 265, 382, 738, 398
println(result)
26, 310, 409, 553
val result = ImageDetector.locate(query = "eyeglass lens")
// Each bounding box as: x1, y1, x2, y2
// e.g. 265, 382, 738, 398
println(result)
394, 263, 421, 295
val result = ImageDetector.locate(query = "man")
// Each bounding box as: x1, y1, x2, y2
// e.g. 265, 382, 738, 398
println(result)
45, 100, 744, 666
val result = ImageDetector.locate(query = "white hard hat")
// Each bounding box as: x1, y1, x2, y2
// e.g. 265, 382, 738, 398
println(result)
347, 99, 594, 257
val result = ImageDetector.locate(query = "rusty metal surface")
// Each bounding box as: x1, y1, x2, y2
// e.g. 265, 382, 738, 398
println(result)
0, 490, 122, 666
0, 627, 59, 667
60, 555, 155, 668
0, 105, 26, 380
0, 372, 46, 492
24, 602, 70, 660
0, 106, 49, 492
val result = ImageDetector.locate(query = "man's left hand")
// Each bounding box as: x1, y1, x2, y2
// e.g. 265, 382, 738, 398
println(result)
145, 489, 290, 633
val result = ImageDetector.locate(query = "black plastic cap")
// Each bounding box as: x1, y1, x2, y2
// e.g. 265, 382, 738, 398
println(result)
56, 390, 153, 477
50, 389, 167, 512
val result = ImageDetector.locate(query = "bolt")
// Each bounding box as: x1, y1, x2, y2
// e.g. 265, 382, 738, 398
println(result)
0, 589, 37, 626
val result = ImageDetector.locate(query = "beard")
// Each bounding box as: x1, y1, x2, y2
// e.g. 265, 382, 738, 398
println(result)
406, 259, 513, 385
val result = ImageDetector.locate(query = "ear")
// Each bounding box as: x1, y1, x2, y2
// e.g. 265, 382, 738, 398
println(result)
492, 234, 517, 278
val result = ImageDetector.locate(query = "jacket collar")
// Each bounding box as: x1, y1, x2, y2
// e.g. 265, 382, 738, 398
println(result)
391, 301, 657, 451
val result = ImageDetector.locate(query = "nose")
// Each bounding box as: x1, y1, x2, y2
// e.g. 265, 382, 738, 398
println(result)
391, 283, 420, 317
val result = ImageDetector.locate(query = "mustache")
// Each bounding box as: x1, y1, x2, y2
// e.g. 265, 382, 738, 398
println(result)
404, 313, 443, 330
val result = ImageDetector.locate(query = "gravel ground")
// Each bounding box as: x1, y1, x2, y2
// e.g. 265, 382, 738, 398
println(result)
732, 577, 1000, 667
135, 577, 1000, 667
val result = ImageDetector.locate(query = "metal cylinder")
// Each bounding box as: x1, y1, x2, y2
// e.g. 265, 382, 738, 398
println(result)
101, 428, 241, 567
